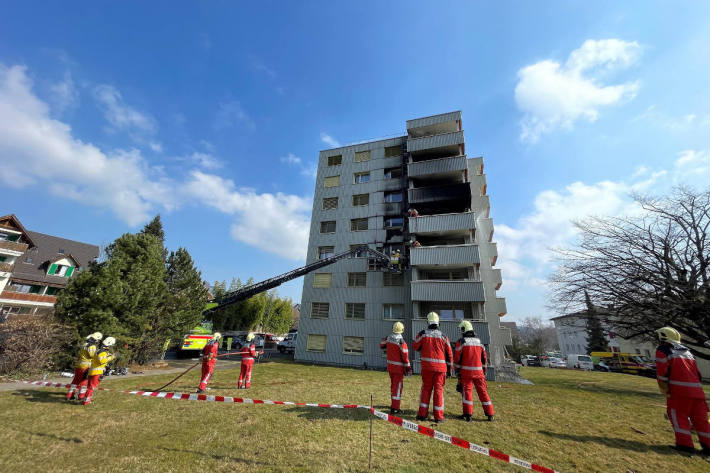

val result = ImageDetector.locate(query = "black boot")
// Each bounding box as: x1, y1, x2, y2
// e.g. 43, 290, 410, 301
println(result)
196, 388, 204, 394
434, 418, 445, 424
701, 446, 710, 457
415, 415, 427, 422
672, 445, 695, 454
487, 415, 495, 422
458, 414, 472, 422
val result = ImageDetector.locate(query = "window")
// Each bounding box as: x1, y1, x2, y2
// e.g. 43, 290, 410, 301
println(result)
322, 197, 338, 210
345, 303, 366, 320
324, 176, 340, 188
354, 150, 371, 163
347, 272, 366, 287
46, 287, 59, 296
306, 334, 327, 352
383, 272, 404, 286
383, 304, 405, 320
354, 172, 370, 184
313, 273, 332, 288
384, 146, 401, 158
0, 256, 5, 262
58, 248, 65, 254
24, 256, 33, 263
320, 221, 336, 234
8, 283, 40, 294
49, 264, 74, 277
384, 167, 403, 179
352, 193, 369, 206
318, 246, 335, 259
349, 244, 367, 258
425, 304, 467, 321
384, 217, 404, 228
327, 155, 342, 166
343, 336, 365, 355
384, 192, 402, 203
311, 302, 330, 319
423, 269, 468, 280
350, 218, 368, 231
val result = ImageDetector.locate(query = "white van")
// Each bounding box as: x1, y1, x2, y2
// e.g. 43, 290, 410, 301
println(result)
567, 354, 593, 370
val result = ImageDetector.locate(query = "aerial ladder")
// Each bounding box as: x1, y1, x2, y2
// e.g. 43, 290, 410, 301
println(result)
204, 245, 393, 315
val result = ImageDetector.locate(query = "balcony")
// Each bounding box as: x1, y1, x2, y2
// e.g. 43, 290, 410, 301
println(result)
406, 111, 461, 138
410, 244, 480, 267
496, 297, 507, 317
407, 130, 464, 155
0, 240, 29, 256
0, 262, 14, 274
382, 178, 405, 192
490, 243, 498, 266
490, 268, 502, 290
0, 291, 57, 305
408, 182, 471, 205
411, 280, 485, 301
408, 155, 467, 179
409, 212, 474, 236
479, 218, 494, 242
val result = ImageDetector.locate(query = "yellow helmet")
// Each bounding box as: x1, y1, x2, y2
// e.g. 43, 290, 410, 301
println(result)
427, 312, 439, 324
392, 322, 404, 334
656, 327, 681, 343
212, 332, 222, 340
246, 332, 255, 342
458, 320, 473, 333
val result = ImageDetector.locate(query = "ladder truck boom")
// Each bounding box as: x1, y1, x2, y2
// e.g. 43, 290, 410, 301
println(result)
204, 245, 392, 315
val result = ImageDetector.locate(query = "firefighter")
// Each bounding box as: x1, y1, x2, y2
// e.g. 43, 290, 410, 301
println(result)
655, 327, 710, 454
197, 332, 221, 393
66, 332, 102, 400
413, 312, 454, 423
238, 333, 262, 389
379, 322, 411, 414
454, 321, 494, 422
81, 336, 116, 405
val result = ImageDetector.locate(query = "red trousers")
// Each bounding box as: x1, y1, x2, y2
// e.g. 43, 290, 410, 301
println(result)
199, 362, 215, 390
238, 359, 254, 388
417, 370, 446, 420
388, 372, 404, 410
461, 377, 494, 416
667, 396, 710, 449
66, 368, 88, 399
82, 375, 102, 405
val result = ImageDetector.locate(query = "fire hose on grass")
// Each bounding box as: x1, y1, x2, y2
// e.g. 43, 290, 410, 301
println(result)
150, 350, 260, 392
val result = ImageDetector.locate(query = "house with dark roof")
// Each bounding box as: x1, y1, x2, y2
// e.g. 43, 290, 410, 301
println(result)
0, 215, 99, 318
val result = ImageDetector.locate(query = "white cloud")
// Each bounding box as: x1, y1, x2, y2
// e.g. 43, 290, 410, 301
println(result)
633, 106, 708, 132
320, 132, 340, 148
280, 153, 318, 180
280, 153, 301, 165
515, 39, 641, 142
149, 141, 163, 153
187, 151, 222, 170
94, 84, 157, 135
214, 100, 254, 132
49, 71, 78, 112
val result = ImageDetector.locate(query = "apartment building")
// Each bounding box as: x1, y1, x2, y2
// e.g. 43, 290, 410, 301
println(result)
0, 214, 99, 318
295, 111, 511, 379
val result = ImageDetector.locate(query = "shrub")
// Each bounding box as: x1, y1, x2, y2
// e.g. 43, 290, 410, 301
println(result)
0, 315, 73, 377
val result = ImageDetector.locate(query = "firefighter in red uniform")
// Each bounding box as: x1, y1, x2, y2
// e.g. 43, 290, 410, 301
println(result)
197, 332, 221, 393
66, 332, 102, 400
413, 312, 454, 423
238, 333, 262, 389
655, 327, 710, 454
454, 320, 495, 422
379, 322, 411, 414
82, 336, 116, 405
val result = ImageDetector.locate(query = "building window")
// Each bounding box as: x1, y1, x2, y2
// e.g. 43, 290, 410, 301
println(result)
327, 155, 342, 166
384, 192, 403, 203
425, 304, 466, 321
383, 272, 404, 286
306, 334, 327, 352
350, 218, 368, 231
354, 172, 370, 184
384, 146, 401, 158
343, 336, 365, 355
383, 304, 404, 320
384, 167, 403, 179
352, 193, 369, 206
8, 283, 42, 294
48, 263, 74, 277
24, 256, 33, 263
347, 272, 366, 287
354, 150, 371, 163
322, 197, 338, 210
384, 217, 404, 228
46, 287, 59, 296
345, 303, 366, 320
311, 302, 330, 319
423, 269, 468, 280
320, 221, 336, 234
318, 246, 335, 259
324, 176, 340, 188
349, 245, 367, 258
313, 273, 332, 288
58, 248, 65, 254
0, 256, 5, 262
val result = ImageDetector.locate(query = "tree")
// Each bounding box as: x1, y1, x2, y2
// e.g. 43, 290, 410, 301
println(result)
584, 292, 608, 353
517, 316, 559, 355
141, 214, 165, 244
164, 247, 210, 341
551, 187, 710, 359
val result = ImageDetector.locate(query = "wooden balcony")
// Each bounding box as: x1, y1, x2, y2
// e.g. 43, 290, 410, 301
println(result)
0, 291, 57, 304
0, 262, 14, 273
0, 240, 28, 254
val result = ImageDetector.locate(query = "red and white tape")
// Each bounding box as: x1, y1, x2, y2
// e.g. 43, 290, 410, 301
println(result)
13, 380, 562, 472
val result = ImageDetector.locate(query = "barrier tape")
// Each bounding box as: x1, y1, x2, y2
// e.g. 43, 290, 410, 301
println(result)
12, 380, 562, 472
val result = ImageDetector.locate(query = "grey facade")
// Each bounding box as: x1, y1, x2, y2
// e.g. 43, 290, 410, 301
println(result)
295, 112, 511, 379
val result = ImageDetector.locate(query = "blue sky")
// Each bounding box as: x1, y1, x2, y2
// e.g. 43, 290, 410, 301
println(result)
2, 2, 710, 322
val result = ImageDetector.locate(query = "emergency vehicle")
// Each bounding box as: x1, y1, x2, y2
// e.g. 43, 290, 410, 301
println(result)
591, 352, 656, 377
179, 321, 216, 358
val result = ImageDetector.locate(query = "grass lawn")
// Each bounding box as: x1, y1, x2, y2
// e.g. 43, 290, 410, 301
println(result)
1, 361, 709, 472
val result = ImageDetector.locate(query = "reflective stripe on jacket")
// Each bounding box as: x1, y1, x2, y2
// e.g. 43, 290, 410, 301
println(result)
412, 329, 453, 373
240, 344, 257, 361
379, 334, 410, 375
454, 336, 487, 379
656, 343, 706, 399
88, 349, 115, 376
202, 340, 218, 363
74, 343, 97, 370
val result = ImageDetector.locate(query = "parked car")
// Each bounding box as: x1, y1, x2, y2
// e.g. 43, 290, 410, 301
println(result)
539, 355, 550, 367
277, 332, 298, 354
567, 354, 594, 370
548, 357, 567, 368
520, 355, 540, 366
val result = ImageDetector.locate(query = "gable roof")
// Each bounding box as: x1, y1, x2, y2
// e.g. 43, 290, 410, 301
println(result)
0, 214, 37, 248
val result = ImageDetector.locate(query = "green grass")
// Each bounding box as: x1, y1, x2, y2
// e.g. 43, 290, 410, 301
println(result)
1, 361, 709, 472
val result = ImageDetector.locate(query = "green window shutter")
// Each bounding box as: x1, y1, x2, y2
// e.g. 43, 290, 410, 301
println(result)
65, 266, 74, 277
48, 263, 58, 275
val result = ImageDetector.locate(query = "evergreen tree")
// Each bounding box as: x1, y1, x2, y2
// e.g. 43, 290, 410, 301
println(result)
141, 215, 165, 243
585, 291, 608, 353
164, 247, 210, 341
264, 298, 294, 334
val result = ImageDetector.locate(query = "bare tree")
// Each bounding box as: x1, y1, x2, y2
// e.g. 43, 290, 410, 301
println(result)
550, 187, 710, 359
518, 316, 559, 354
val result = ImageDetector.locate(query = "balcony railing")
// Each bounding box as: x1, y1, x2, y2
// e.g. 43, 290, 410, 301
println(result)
410, 244, 480, 266
491, 268, 502, 290
0, 240, 29, 254
408, 155, 467, 178
407, 130, 464, 153
0, 291, 57, 304
406, 111, 461, 137
410, 280, 485, 301
408, 182, 471, 204
496, 297, 507, 317
409, 212, 475, 235
0, 262, 14, 273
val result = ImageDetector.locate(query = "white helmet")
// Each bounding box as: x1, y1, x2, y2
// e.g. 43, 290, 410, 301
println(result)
102, 337, 116, 347
213, 332, 222, 340
246, 332, 255, 342
427, 312, 439, 324
87, 332, 103, 341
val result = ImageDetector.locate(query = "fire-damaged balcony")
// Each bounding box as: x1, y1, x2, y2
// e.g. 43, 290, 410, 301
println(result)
408, 155, 467, 178
410, 244, 480, 267
410, 280, 485, 301
407, 131, 464, 157
409, 212, 475, 236
408, 182, 471, 205
0, 240, 29, 255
